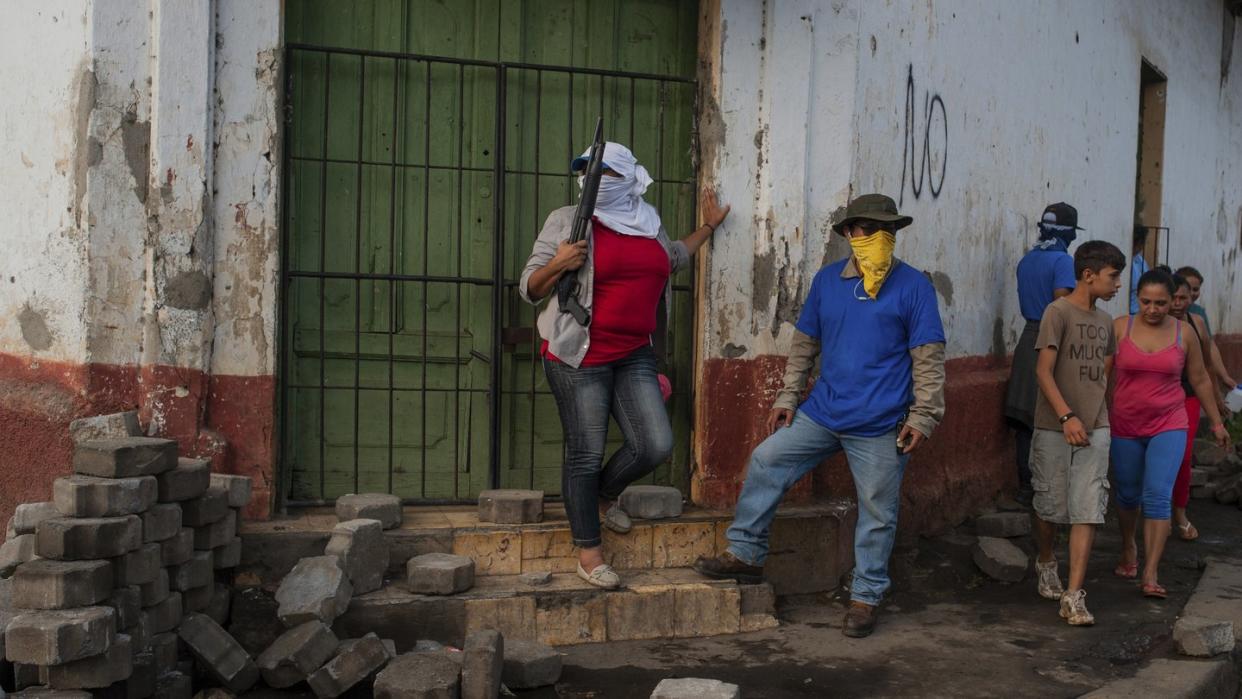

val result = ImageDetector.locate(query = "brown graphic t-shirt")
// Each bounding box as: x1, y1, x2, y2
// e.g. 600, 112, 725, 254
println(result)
1032, 297, 1117, 431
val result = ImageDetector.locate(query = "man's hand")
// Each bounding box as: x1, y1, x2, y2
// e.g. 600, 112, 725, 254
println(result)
766, 408, 794, 433
1062, 417, 1090, 447
897, 424, 927, 454
551, 240, 588, 272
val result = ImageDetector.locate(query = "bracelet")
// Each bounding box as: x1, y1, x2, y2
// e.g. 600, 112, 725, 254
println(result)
703, 222, 716, 233
1058, 411, 1076, 424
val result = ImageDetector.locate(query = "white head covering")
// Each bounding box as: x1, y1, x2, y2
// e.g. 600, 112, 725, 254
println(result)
574, 142, 663, 239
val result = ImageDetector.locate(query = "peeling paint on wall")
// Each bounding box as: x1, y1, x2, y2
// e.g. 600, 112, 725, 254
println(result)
18, 304, 54, 352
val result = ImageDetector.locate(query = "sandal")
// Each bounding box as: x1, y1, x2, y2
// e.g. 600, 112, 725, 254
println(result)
1141, 582, 1167, 599
1114, 561, 1138, 579
1177, 521, 1199, 541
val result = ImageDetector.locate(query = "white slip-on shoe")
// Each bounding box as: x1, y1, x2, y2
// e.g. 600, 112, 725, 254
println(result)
602, 503, 632, 534
576, 562, 621, 589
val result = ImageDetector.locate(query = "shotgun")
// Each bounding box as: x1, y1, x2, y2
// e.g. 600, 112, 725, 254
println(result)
556, 117, 605, 326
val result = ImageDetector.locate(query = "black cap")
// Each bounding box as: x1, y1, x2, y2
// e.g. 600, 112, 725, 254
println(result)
1041, 202, 1085, 230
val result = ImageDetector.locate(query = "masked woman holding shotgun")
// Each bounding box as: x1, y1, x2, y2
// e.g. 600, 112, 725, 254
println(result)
520, 141, 730, 589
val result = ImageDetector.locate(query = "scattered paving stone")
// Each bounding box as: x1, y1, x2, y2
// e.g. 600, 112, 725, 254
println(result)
179, 612, 260, 693
477, 489, 544, 524
194, 510, 237, 550
501, 640, 561, 689
12, 662, 42, 689
210, 474, 253, 509
141, 503, 182, 543
275, 555, 353, 627
206, 583, 232, 626
307, 632, 394, 698
168, 551, 213, 591
407, 553, 474, 595
650, 677, 741, 699
111, 542, 162, 586
12, 559, 113, 609
68, 411, 141, 444
974, 512, 1031, 538
228, 587, 282, 655
256, 620, 339, 689
143, 591, 183, 635
35, 515, 141, 561
126, 609, 149, 653
973, 536, 1029, 582
1214, 474, 1242, 505
213, 537, 242, 570
180, 488, 230, 527
11, 503, 62, 536
1194, 439, 1229, 467
325, 519, 388, 595
107, 585, 142, 629
461, 629, 503, 699
1173, 616, 1235, 657
0, 533, 38, 578
520, 571, 552, 586
373, 651, 461, 699
122, 649, 157, 698
154, 671, 193, 699
53, 475, 156, 518
1192, 482, 1220, 500
160, 528, 195, 566
151, 630, 180, 675
335, 494, 402, 530
1189, 468, 1210, 488
739, 582, 777, 616
44, 632, 132, 690
156, 458, 212, 503
4, 606, 115, 665
139, 568, 170, 606
183, 583, 214, 613
618, 485, 683, 519
73, 438, 177, 478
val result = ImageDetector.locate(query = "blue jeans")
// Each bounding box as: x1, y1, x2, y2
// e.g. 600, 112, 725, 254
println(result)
726, 410, 908, 605
543, 346, 673, 548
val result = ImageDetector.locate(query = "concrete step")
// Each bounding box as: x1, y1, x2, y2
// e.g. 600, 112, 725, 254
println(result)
332, 567, 779, 648
240, 500, 856, 597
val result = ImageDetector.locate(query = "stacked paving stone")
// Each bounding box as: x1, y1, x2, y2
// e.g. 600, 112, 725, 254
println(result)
1187, 436, 1242, 507
971, 512, 1031, 582
0, 411, 253, 697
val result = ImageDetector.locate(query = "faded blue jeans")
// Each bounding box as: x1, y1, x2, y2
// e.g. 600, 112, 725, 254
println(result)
726, 410, 909, 605
543, 345, 673, 548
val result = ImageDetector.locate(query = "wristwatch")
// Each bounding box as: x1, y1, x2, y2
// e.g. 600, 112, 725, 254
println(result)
1058, 412, 1077, 425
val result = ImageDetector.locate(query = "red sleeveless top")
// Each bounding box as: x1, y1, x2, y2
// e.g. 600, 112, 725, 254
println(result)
1110, 316, 1189, 438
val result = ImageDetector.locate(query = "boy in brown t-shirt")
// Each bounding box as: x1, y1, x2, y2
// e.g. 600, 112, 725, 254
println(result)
1029, 240, 1125, 626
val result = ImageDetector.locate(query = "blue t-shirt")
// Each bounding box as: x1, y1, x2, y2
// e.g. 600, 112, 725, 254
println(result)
1129, 253, 1149, 314
794, 259, 946, 436
1015, 241, 1076, 322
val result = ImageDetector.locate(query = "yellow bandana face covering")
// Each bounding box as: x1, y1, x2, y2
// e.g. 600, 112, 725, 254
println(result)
848, 230, 896, 299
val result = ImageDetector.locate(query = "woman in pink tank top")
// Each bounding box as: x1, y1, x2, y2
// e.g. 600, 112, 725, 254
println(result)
1109, 270, 1229, 598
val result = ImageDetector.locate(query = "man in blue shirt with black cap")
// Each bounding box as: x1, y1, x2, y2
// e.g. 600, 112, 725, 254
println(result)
1003, 202, 1082, 504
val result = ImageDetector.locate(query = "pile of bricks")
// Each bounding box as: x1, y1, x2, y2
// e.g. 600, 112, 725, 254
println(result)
1188, 434, 1242, 506
0, 411, 251, 697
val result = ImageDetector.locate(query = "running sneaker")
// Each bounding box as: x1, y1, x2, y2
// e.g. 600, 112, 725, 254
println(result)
1059, 589, 1094, 626
1036, 558, 1064, 600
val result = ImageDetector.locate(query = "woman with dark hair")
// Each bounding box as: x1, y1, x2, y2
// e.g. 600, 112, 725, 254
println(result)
1110, 269, 1230, 597
1168, 274, 1219, 540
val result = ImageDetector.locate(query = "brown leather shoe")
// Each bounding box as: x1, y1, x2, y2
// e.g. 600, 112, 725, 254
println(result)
842, 601, 877, 638
692, 551, 764, 584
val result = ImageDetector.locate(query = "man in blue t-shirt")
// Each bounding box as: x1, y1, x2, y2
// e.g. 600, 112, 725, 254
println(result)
695, 194, 946, 639
1003, 203, 1082, 504
1129, 226, 1150, 315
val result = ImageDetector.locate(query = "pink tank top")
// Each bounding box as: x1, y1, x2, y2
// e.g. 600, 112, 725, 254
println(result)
1111, 316, 1189, 438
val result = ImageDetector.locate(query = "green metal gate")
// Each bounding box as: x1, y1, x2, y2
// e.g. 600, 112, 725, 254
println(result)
279, 0, 699, 505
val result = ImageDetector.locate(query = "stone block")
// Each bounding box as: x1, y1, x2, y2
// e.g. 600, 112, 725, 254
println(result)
407, 553, 474, 595
452, 530, 520, 575
535, 591, 607, 645
168, 551, 213, 591
974, 512, 1031, 538
1214, 474, 1242, 504
11, 503, 60, 536
228, 587, 282, 655
205, 583, 231, 627
739, 583, 776, 616
13, 661, 42, 689
53, 475, 156, 518
373, 651, 461, 698
151, 631, 180, 675
1189, 468, 1210, 488
160, 528, 194, 566
325, 519, 388, 595
0, 534, 37, 578
193, 510, 236, 551
618, 485, 683, 519
651, 678, 741, 699
44, 633, 132, 690
179, 488, 229, 527
477, 489, 544, 524
110, 543, 162, 586
521, 571, 552, 586
461, 629, 502, 699
68, 411, 141, 444
256, 620, 339, 689
73, 438, 177, 478
1173, 616, 1235, 657
1194, 439, 1229, 467
335, 494, 402, 530
140, 504, 181, 543
307, 632, 394, 698
607, 586, 676, 641
213, 537, 242, 570
275, 555, 353, 627
182, 584, 213, 614
154, 671, 193, 699
674, 584, 740, 638
143, 591, 182, 635
209, 474, 253, 509
1192, 482, 1219, 500
973, 536, 1028, 582
35, 516, 141, 561
501, 639, 561, 689
122, 649, 156, 698
126, 610, 149, 654
178, 612, 259, 693
10, 559, 112, 610
138, 569, 169, 607
107, 585, 142, 630
4, 606, 115, 665
155, 458, 211, 503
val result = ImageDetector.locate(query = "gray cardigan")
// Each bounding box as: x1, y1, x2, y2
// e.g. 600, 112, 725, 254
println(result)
519, 206, 690, 368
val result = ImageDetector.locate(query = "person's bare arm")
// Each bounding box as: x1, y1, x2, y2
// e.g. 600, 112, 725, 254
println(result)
1185, 326, 1231, 447
1053, 288, 1071, 299
1035, 343, 1089, 446
525, 241, 587, 302
679, 189, 732, 257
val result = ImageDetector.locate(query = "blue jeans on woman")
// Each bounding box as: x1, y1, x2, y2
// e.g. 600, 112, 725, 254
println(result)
726, 410, 909, 606
543, 345, 673, 548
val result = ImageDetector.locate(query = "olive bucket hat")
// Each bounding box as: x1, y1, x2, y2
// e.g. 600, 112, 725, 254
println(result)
831, 193, 914, 235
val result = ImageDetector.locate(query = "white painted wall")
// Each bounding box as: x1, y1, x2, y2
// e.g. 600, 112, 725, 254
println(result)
705, 0, 1242, 360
